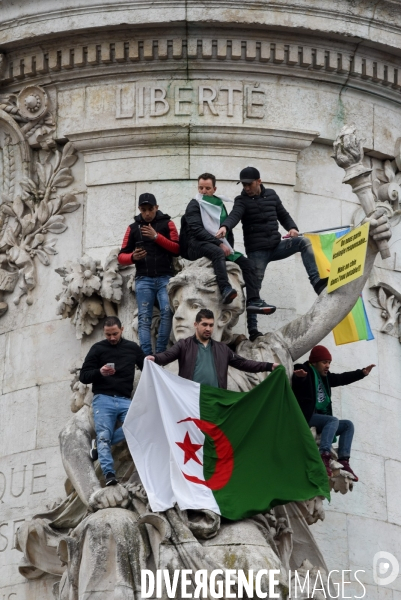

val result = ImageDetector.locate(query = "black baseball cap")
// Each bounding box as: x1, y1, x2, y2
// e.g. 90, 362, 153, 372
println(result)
138, 192, 157, 206
237, 166, 261, 184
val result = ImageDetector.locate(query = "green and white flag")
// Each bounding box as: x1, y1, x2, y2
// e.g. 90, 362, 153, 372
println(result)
196, 192, 242, 261
123, 361, 330, 520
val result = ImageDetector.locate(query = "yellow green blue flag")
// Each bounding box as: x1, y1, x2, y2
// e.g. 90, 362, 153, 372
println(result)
305, 228, 374, 346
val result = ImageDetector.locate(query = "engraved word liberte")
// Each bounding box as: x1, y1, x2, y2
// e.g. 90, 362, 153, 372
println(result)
115, 84, 265, 119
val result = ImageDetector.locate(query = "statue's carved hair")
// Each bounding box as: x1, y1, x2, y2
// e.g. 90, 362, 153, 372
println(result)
167, 257, 245, 342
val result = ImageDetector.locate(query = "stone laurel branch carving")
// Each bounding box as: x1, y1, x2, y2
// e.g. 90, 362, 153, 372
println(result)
0, 142, 80, 316
56, 250, 123, 339
370, 287, 401, 337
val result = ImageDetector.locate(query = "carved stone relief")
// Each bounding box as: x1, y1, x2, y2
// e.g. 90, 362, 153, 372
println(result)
55, 250, 122, 338
0, 86, 80, 317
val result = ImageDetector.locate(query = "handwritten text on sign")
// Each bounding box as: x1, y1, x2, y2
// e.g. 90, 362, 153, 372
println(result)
327, 222, 370, 293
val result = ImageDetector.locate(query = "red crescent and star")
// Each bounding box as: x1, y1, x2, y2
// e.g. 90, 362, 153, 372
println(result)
175, 417, 234, 491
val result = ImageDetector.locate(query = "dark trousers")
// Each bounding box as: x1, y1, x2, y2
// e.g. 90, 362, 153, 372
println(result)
187, 242, 260, 300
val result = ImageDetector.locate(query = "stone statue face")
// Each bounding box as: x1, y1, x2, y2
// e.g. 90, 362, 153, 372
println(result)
171, 284, 227, 342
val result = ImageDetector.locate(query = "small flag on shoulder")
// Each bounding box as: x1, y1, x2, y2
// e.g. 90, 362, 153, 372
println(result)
123, 361, 330, 521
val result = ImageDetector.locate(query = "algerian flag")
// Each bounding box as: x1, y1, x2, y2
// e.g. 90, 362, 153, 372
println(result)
123, 361, 330, 520
196, 193, 242, 262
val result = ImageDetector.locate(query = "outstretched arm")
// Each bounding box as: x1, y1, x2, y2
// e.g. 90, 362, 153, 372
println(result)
278, 210, 391, 362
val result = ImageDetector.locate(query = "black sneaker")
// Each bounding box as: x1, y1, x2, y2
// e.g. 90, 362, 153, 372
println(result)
222, 287, 238, 305
105, 472, 118, 486
90, 438, 98, 461
314, 277, 328, 295
249, 330, 264, 342
246, 299, 276, 315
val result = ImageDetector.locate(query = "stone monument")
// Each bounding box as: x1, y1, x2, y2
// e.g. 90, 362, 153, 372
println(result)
1, 2, 401, 599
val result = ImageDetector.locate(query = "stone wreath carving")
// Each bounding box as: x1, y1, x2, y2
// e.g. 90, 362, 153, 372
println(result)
0, 142, 80, 316
55, 250, 123, 339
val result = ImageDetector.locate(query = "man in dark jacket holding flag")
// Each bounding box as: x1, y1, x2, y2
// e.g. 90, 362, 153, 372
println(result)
216, 167, 327, 340
181, 173, 276, 338
147, 308, 278, 389
292, 344, 375, 481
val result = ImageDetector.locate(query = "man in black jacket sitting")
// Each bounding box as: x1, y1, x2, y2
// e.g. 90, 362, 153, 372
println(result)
80, 316, 145, 486
292, 344, 375, 481
181, 173, 275, 340
216, 166, 327, 340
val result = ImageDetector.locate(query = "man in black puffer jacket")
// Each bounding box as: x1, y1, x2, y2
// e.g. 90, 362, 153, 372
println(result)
217, 167, 327, 340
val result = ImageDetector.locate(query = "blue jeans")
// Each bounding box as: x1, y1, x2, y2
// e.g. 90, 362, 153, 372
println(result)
93, 394, 131, 476
309, 413, 354, 459
247, 237, 320, 331
136, 275, 173, 355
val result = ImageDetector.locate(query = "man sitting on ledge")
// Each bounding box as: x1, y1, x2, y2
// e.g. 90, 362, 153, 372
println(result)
292, 344, 375, 481
180, 172, 275, 341
147, 308, 279, 388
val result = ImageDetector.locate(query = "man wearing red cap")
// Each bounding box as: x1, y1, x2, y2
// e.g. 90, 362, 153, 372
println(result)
292, 345, 375, 480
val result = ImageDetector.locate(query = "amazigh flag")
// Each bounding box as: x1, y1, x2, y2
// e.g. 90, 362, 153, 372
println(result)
123, 361, 330, 520
305, 228, 374, 346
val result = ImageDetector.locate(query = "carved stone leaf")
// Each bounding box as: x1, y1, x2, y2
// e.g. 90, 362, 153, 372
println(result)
369, 297, 382, 309
378, 287, 387, 308
47, 222, 68, 234
63, 141, 75, 157
43, 242, 58, 255
21, 214, 37, 235
50, 196, 63, 215
384, 160, 396, 183
2, 203, 15, 217
53, 168, 74, 188
31, 233, 45, 249
12, 195, 25, 219
36, 162, 48, 187
60, 202, 80, 213
4, 227, 18, 247
37, 201, 49, 225
20, 178, 37, 193
35, 249, 50, 266
60, 154, 78, 169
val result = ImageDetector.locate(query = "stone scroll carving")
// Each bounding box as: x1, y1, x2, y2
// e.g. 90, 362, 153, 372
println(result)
55, 250, 122, 339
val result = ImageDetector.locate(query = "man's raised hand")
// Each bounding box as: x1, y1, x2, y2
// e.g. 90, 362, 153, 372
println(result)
293, 369, 308, 377
362, 364, 375, 376
216, 226, 227, 239
141, 224, 157, 239
146, 356, 155, 361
